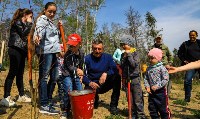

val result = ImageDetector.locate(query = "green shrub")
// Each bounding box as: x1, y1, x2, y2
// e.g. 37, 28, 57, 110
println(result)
191, 110, 200, 118
173, 99, 188, 106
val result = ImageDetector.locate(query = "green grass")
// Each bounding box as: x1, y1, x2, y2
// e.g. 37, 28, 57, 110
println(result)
173, 99, 188, 106
191, 109, 200, 118
105, 114, 124, 119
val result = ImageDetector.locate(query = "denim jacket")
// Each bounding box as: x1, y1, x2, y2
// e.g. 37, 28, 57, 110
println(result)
8, 20, 32, 52
34, 15, 61, 54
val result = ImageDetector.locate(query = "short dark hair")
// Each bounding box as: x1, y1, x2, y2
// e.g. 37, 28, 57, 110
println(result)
189, 30, 198, 36
92, 39, 103, 45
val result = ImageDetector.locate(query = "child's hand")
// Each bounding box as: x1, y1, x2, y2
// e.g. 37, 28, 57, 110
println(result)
151, 85, 158, 91
34, 35, 41, 45
77, 68, 83, 76
145, 87, 151, 94
79, 75, 83, 83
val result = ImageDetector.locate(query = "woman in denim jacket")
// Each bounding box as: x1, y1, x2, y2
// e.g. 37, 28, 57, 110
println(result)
33, 2, 61, 115
0, 8, 33, 107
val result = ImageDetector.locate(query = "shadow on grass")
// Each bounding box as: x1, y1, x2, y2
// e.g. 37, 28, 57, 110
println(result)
171, 104, 200, 119
5, 105, 22, 119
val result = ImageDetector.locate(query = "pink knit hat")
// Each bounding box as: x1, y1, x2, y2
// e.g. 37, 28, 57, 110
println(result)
148, 48, 163, 61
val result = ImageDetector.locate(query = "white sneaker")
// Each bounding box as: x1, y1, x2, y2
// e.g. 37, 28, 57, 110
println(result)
17, 95, 31, 103
0, 96, 16, 107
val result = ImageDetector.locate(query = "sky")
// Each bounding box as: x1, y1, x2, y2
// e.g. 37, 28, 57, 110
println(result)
95, 0, 200, 52
1, 0, 200, 52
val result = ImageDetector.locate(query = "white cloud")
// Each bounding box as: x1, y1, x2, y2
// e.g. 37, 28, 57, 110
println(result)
151, 0, 200, 52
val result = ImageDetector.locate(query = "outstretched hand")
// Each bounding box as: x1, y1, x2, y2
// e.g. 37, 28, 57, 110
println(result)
168, 66, 179, 74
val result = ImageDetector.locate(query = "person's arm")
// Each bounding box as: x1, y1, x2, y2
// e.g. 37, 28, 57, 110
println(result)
169, 60, 200, 73
112, 49, 121, 64
144, 73, 151, 94
178, 42, 188, 64
64, 51, 77, 74
127, 52, 139, 69
15, 20, 33, 37
144, 73, 150, 88
34, 16, 47, 41
105, 55, 118, 76
158, 66, 169, 89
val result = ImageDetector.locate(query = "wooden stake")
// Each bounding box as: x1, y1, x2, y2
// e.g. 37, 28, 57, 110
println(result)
0, 40, 5, 70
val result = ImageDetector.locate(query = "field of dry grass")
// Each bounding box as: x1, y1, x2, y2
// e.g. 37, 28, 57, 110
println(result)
0, 70, 200, 119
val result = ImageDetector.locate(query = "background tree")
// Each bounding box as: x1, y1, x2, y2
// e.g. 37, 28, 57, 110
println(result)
145, 11, 162, 50
125, 6, 143, 48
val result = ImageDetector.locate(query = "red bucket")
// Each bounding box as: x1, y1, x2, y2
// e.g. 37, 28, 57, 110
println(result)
69, 90, 95, 119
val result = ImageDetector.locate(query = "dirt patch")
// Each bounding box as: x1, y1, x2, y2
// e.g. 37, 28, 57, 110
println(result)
0, 70, 200, 119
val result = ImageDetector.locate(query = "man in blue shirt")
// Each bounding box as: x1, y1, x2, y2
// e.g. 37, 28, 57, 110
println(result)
83, 39, 121, 115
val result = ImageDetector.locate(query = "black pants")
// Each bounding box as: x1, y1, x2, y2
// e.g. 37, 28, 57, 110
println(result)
148, 87, 171, 119
4, 47, 26, 98
85, 74, 121, 108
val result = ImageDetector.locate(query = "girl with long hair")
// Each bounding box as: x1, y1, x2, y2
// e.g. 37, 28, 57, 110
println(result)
0, 8, 33, 107
33, 2, 61, 115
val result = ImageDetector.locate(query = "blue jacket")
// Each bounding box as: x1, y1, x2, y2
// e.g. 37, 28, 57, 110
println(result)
83, 53, 118, 85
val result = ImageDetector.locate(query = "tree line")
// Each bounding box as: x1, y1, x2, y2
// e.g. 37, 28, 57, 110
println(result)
0, 0, 190, 81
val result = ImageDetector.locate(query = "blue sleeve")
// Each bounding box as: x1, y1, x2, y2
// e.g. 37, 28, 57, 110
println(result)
82, 56, 91, 85
107, 55, 118, 75
83, 76, 91, 85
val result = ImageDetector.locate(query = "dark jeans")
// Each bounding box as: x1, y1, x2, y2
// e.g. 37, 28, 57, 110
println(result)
184, 69, 197, 99
4, 47, 26, 98
85, 74, 121, 108
148, 88, 171, 119
38, 53, 59, 106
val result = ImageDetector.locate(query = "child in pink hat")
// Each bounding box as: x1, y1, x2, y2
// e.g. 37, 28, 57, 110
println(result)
144, 48, 171, 119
